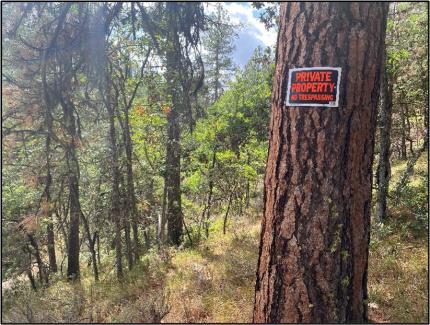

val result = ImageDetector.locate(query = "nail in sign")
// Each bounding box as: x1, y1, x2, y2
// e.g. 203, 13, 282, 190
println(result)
286, 67, 341, 107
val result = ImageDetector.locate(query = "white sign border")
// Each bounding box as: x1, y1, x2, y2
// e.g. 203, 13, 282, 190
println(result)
285, 67, 342, 107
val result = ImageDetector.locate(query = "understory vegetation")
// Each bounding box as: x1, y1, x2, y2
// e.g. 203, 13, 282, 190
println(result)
3, 154, 428, 323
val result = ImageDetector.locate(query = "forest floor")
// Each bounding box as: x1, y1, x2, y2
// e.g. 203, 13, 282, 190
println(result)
162, 211, 428, 323
2, 154, 428, 323
162, 153, 428, 323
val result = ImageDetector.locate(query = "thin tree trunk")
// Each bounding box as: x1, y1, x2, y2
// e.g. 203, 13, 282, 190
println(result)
46, 223, 57, 273
166, 107, 182, 246
375, 66, 393, 222
205, 149, 216, 238
55, 208, 68, 254
124, 106, 140, 263
223, 194, 233, 235
404, 103, 414, 154
158, 177, 168, 248
245, 151, 251, 209
123, 194, 133, 270
66, 170, 81, 281
214, 48, 220, 101
182, 218, 193, 246
400, 104, 408, 160
394, 136, 428, 195
27, 234, 48, 285
117, 144, 133, 270
26, 269, 37, 291
59, 96, 81, 281
24, 247, 37, 290
80, 211, 99, 281
143, 229, 150, 251
253, 3, 388, 323
96, 231, 101, 265
104, 87, 123, 279
41, 53, 58, 274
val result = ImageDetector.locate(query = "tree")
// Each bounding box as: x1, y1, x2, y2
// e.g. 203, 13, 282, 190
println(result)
253, 3, 388, 323
101, 3, 152, 271
41, 45, 58, 274
375, 2, 429, 221
387, 2, 428, 160
34, 2, 84, 281
199, 4, 238, 237
138, 2, 205, 246
2, 2, 84, 282
182, 47, 273, 240
375, 63, 393, 222
251, 2, 280, 30
203, 3, 238, 102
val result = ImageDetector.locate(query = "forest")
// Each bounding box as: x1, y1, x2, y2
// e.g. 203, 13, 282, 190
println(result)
1, 2, 428, 324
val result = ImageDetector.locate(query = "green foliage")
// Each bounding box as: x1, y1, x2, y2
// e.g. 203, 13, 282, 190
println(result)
202, 3, 239, 102
181, 47, 273, 238
386, 2, 428, 158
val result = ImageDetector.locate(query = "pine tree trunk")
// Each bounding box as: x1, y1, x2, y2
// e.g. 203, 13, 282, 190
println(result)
124, 106, 140, 262
124, 213, 133, 269
80, 211, 99, 281
214, 48, 220, 101
253, 3, 388, 323
26, 268, 37, 291
104, 90, 123, 279
394, 136, 428, 195
96, 231, 101, 265
223, 194, 232, 235
164, 6, 184, 246
158, 177, 168, 248
375, 68, 393, 222
27, 234, 48, 285
119, 171, 133, 269
60, 96, 81, 281
45, 139, 57, 274
42, 51, 57, 274
166, 107, 183, 246
24, 247, 37, 290
245, 151, 251, 209
404, 102, 414, 154
205, 149, 216, 238
400, 105, 408, 160
46, 223, 57, 273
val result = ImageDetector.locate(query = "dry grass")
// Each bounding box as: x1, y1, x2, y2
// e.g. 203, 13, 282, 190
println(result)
368, 151, 428, 323
2, 251, 170, 323
390, 152, 428, 190
163, 215, 260, 323
162, 214, 428, 324
3, 153, 427, 323
3, 213, 427, 323
368, 231, 428, 323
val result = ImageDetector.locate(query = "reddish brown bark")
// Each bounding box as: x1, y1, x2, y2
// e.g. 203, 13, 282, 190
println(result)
253, 3, 388, 323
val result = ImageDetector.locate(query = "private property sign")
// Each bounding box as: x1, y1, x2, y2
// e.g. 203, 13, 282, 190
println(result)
286, 67, 341, 107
